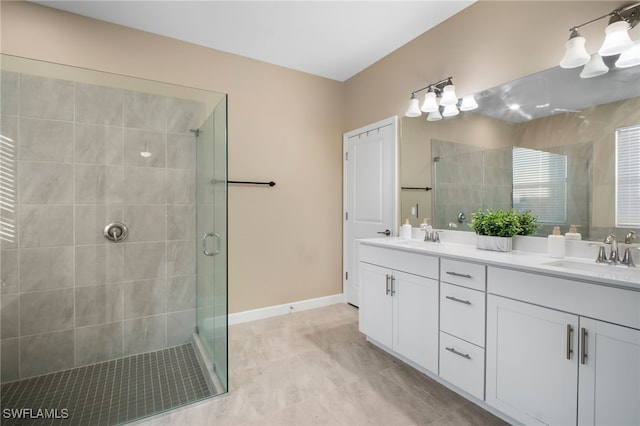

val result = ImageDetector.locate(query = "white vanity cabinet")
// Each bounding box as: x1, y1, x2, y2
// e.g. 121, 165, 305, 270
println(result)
486, 294, 579, 426
578, 318, 640, 426
486, 266, 640, 426
359, 245, 439, 372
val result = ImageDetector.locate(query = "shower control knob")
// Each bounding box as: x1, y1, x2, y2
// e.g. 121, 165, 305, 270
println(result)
104, 222, 129, 243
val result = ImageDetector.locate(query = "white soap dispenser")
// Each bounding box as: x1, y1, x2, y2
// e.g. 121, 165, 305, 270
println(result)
565, 224, 582, 240
548, 226, 565, 258
401, 219, 412, 239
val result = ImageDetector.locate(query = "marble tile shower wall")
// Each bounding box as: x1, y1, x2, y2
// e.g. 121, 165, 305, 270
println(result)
0, 71, 204, 382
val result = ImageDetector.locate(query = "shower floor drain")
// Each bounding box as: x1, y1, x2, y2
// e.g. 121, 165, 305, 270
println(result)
0, 344, 214, 425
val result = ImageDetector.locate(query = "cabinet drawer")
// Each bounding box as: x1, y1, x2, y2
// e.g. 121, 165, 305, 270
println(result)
439, 332, 485, 401
488, 266, 640, 330
359, 243, 438, 279
441, 258, 486, 291
440, 283, 485, 347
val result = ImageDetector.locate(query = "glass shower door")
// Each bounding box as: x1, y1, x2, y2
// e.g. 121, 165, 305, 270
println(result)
196, 96, 228, 393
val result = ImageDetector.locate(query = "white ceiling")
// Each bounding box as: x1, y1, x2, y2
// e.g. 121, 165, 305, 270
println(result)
32, 0, 474, 82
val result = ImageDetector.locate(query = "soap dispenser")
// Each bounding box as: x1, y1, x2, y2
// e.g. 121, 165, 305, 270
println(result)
565, 224, 582, 240
548, 226, 565, 258
401, 219, 412, 239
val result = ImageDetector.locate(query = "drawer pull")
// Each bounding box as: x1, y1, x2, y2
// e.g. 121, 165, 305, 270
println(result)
445, 346, 471, 360
385, 274, 391, 295
445, 295, 471, 305
446, 271, 472, 279
390, 276, 396, 296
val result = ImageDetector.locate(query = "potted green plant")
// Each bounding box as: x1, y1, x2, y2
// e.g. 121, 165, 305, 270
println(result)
469, 209, 540, 252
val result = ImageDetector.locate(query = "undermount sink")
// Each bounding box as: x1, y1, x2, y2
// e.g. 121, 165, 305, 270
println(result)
393, 239, 441, 248
543, 259, 640, 282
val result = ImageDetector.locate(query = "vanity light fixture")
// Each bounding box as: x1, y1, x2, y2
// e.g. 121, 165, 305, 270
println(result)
616, 39, 640, 67
560, 2, 640, 76
405, 93, 421, 117
404, 76, 478, 120
580, 53, 609, 78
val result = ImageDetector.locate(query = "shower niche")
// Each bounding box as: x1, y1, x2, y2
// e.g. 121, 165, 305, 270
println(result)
0, 54, 228, 424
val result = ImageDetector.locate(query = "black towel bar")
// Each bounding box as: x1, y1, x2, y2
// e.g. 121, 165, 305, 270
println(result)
401, 186, 432, 191
228, 180, 276, 187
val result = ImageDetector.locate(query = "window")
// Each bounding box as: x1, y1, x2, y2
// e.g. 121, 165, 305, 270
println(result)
512, 147, 567, 224
616, 125, 640, 227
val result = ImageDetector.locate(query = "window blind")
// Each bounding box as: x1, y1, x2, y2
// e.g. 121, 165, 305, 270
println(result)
616, 125, 640, 227
512, 147, 567, 224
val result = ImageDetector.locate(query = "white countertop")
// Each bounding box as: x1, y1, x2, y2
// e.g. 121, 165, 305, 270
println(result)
359, 237, 640, 291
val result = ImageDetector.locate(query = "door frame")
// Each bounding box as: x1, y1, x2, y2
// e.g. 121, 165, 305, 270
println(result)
342, 116, 399, 304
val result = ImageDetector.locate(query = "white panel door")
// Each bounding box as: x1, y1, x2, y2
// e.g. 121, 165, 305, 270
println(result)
578, 318, 640, 426
344, 117, 397, 306
486, 295, 579, 426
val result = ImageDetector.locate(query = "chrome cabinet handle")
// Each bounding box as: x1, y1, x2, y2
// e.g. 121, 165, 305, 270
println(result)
202, 232, 221, 256
580, 328, 588, 365
377, 229, 391, 236
385, 274, 390, 295
566, 324, 574, 360
445, 271, 472, 279
445, 347, 471, 360
445, 295, 472, 305
390, 276, 396, 296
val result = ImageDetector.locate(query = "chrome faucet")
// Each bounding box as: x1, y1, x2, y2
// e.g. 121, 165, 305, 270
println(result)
420, 223, 440, 242
604, 234, 620, 263
622, 231, 637, 267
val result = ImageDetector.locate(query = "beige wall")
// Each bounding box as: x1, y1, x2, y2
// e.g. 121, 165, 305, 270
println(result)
1, 1, 345, 314
344, 1, 625, 131
1, 1, 633, 313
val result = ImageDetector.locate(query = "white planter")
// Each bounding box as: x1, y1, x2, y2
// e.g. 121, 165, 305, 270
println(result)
476, 235, 513, 252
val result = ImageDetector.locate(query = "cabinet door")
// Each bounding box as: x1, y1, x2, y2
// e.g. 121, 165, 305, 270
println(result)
359, 262, 393, 348
578, 318, 640, 426
486, 295, 578, 426
393, 271, 439, 372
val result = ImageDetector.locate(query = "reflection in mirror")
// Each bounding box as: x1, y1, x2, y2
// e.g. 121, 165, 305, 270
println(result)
400, 63, 640, 242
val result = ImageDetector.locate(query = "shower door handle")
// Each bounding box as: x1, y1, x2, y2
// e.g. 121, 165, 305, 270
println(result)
202, 232, 221, 256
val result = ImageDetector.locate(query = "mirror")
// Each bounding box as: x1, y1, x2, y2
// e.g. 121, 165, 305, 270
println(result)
400, 62, 640, 242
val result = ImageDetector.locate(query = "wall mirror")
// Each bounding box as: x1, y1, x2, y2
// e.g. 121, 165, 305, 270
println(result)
400, 61, 640, 242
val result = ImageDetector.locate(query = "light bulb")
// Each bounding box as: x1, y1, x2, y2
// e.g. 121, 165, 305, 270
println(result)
421, 91, 439, 113
560, 31, 590, 68
440, 84, 458, 106
405, 97, 421, 117
599, 20, 633, 56
459, 95, 478, 111
615, 40, 640, 68
580, 53, 609, 78
442, 104, 459, 117
427, 109, 442, 121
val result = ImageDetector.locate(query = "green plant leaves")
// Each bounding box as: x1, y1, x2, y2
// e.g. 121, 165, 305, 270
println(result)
469, 209, 540, 237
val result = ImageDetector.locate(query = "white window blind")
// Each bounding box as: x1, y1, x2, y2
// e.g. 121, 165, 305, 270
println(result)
616, 125, 640, 227
512, 147, 567, 224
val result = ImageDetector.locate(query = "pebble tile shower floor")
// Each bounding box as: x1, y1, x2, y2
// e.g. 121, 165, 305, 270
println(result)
0, 344, 214, 425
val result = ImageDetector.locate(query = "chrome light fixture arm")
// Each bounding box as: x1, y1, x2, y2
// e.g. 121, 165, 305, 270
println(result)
568, 2, 640, 33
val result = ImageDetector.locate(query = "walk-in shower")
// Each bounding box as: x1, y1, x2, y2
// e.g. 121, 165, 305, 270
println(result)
0, 54, 228, 424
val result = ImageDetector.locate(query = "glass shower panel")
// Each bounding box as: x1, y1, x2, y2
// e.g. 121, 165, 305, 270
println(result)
0, 54, 227, 424
196, 96, 228, 393
433, 151, 484, 230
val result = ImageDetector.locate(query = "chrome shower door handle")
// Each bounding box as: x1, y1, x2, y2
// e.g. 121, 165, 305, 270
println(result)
202, 232, 221, 256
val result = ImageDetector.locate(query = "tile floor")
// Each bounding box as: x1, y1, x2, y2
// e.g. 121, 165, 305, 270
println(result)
0, 344, 212, 426
138, 304, 509, 426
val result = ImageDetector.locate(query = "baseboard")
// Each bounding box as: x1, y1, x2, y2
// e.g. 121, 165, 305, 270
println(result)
228, 293, 344, 325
